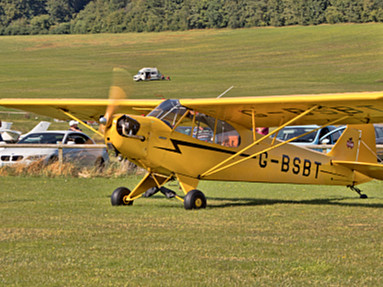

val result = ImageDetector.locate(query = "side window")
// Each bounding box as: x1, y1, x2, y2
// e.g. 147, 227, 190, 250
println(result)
375, 127, 383, 138
331, 130, 342, 143
215, 120, 240, 147
66, 134, 92, 145
193, 113, 214, 143
175, 111, 240, 147
318, 128, 329, 139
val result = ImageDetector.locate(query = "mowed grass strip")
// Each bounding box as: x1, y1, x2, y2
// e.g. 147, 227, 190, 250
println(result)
1, 177, 382, 286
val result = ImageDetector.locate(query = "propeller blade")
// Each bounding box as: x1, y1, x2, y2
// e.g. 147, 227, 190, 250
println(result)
100, 67, 132, 133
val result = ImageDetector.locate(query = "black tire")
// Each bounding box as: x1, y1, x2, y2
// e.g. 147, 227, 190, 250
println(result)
111, 187, 133, 206
184, 189, 206, 210
95, 157, 105, 171
47, 155, 58, 165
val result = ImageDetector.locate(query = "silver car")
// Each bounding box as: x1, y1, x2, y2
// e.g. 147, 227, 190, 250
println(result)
0, 131, 109, 167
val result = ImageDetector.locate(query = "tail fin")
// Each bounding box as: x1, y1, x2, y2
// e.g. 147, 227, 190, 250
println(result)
328, 124, 377, 163
28, 121, 51, 134
329, 124, 383, 181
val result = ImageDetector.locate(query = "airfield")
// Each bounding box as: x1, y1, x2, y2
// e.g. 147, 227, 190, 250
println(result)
1, 23, 383, 286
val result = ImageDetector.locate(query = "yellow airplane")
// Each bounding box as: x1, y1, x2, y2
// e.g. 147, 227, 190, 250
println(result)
1, 90, 383, 209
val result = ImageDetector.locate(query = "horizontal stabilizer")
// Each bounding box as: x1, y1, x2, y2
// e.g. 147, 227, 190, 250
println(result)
332, 160, 383, 180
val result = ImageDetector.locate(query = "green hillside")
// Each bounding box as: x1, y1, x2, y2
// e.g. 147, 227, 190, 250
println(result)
0, 23, 382, 102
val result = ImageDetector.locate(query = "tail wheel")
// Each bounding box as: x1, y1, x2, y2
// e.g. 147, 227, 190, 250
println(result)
111, 187, 133, 206
184, 189, 206, 210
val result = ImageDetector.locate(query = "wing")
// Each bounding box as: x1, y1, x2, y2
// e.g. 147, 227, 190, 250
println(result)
180, 91, 383, 128
0, 98, 162, 121
1, 91, 383, 127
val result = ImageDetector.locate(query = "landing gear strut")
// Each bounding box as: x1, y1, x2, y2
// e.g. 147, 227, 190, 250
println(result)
348, 185, 368, 199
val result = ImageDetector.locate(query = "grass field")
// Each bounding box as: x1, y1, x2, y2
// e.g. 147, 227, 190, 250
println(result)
0, 24, 382, 101
1, 177, 383, 286
1, 24, 383, 286
1, 23, 383, 133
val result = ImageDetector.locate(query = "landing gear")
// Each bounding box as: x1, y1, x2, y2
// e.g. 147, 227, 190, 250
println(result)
143, 186, 176, 198
110, 172, 206, 209
348, 185, 368, 199
184, 189, 207, 210
111, 187, 134, 206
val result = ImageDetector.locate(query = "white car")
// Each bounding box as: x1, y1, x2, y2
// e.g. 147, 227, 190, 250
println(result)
0, 130, 109, 167
275, 125, 340, 144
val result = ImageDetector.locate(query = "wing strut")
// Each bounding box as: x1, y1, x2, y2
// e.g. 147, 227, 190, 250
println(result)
60, 109, 104, 137
200, 108, 349, 178
251, 110, 256, 141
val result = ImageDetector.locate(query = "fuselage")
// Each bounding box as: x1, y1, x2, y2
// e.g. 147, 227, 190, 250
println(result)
105, 105, 369, 187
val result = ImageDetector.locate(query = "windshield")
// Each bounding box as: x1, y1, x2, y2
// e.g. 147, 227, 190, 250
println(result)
276, 127, 316, 143
18, 133, 65, 144
147, 99, 187, 127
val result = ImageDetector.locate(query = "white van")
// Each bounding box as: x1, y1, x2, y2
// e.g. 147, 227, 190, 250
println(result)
133, 67, 163, 81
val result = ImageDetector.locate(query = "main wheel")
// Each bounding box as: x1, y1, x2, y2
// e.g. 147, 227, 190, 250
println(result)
111, 187, 133, 206
184, 189, 206, 210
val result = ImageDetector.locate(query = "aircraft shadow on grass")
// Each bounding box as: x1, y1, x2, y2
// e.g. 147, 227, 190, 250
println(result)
206, 196, 383, 209
134, 194, 383, 209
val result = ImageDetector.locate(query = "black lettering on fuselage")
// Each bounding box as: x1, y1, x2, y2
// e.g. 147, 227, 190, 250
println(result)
314, 161, 321, 179
259, 152, 268, 168
302, 159, 311, 177
281, 155, 290, 172
280, 154, 321, 179
292, 157, 301, 174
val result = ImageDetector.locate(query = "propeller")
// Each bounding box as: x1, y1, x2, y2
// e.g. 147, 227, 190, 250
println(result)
99, 67, 132, 136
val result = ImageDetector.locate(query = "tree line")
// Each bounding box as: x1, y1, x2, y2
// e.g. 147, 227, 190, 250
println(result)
1, 0, 382, 35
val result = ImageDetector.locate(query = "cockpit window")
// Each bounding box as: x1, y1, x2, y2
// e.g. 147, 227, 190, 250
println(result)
148, 100, 240, 147
147, 99, 187, 127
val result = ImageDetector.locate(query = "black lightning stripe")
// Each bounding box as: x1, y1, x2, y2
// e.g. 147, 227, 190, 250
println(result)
155, 139, 252, 157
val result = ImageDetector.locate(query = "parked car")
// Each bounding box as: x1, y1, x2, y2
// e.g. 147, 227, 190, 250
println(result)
276, 124, 383, 161
0, 131, 109, 167
275, 125, 340, 146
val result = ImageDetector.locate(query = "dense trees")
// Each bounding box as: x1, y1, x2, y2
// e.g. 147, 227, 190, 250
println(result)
0, 0, 382, 35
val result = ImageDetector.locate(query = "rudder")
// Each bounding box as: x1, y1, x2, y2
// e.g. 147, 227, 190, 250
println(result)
328, 124, 377, 163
